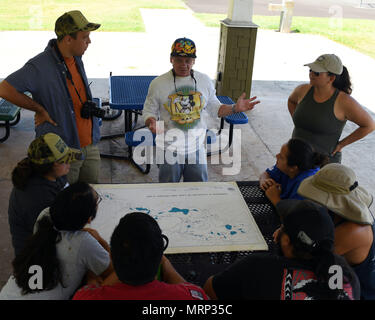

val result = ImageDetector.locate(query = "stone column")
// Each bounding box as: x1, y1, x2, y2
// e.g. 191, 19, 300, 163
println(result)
216, 0, 258, 101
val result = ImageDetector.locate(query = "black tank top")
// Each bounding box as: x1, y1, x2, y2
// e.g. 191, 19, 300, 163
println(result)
292, 86, 346, 163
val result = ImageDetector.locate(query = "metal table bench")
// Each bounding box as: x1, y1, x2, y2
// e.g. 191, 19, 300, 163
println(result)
212, 96, 249, 156
100, 75, 157, 174
0, 99, 21, 143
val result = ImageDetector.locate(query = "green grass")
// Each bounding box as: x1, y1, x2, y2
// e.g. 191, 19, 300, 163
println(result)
194, 13, 375, 61
1, 1, 374, 60
0, 0, 185, 32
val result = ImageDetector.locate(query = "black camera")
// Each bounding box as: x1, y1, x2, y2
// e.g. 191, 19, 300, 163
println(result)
80, 100, 106, 119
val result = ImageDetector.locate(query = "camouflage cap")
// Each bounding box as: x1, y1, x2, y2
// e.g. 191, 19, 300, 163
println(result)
55, 10, 100, 38
28, 133, 82, 165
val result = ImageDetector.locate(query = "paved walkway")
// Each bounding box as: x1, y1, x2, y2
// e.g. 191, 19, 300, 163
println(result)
0, 8, 374, 289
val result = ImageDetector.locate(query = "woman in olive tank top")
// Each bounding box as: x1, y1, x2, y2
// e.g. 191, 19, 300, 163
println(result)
288, 54, 375, 163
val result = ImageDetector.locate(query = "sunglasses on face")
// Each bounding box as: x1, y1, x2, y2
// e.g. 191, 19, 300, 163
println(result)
162, 234, 169, 251
93, 190, 102, 206
309, 69, 321, 76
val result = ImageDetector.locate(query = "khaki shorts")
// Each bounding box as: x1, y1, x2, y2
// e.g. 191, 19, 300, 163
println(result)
67, 144, 100, 184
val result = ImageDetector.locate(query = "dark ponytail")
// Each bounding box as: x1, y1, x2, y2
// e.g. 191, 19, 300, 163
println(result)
291, 238, 354, 300
312, 152, 329, 168
11, 182, 98, 295
331, 66, 352, 95
12, 158, 54, 190
287, 138, 328, 172
12, 216, 63, 294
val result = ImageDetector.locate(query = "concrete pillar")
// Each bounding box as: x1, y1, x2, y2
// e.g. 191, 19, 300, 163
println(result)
216, 0, 258, 101
228, 0, 253, 22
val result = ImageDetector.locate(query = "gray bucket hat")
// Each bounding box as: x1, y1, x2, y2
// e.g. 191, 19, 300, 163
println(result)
298, 163, 374, 225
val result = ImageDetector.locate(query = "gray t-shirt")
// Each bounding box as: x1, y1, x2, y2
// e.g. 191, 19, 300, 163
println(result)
0, 210, 110, 300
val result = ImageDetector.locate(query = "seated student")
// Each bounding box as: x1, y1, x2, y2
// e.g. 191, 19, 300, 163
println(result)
8, 132, 81, 256
203, 199, 360, 300
259, 138, 327, 206
297, 163, 375, 300
73, 212, 208, 300
0, 182, 113, 300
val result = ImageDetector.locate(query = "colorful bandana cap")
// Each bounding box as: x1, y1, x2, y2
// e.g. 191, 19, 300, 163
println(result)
171, 37, 197, 58
28, 133, 82, 165
55, 10, 100, 38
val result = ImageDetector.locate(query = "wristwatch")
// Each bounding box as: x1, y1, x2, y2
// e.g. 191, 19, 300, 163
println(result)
231, 104, 236, 114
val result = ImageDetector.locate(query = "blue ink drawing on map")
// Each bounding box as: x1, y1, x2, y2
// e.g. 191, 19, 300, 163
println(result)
129, 206, 243, 240
169, 207, 189, 215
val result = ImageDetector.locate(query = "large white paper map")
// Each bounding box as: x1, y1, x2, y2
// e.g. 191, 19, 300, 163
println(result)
89, 182, 268, 254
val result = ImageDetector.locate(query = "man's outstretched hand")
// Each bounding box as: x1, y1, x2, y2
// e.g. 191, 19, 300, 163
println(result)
235, 92, 260, 113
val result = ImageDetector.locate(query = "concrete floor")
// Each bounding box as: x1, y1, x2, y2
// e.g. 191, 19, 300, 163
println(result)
1, 8, 375, 290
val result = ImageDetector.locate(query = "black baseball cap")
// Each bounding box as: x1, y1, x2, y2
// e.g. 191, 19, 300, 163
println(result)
276, 199, 335, 253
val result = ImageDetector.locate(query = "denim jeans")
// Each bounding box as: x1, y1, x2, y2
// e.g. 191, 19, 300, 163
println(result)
158, 149, 208, 183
